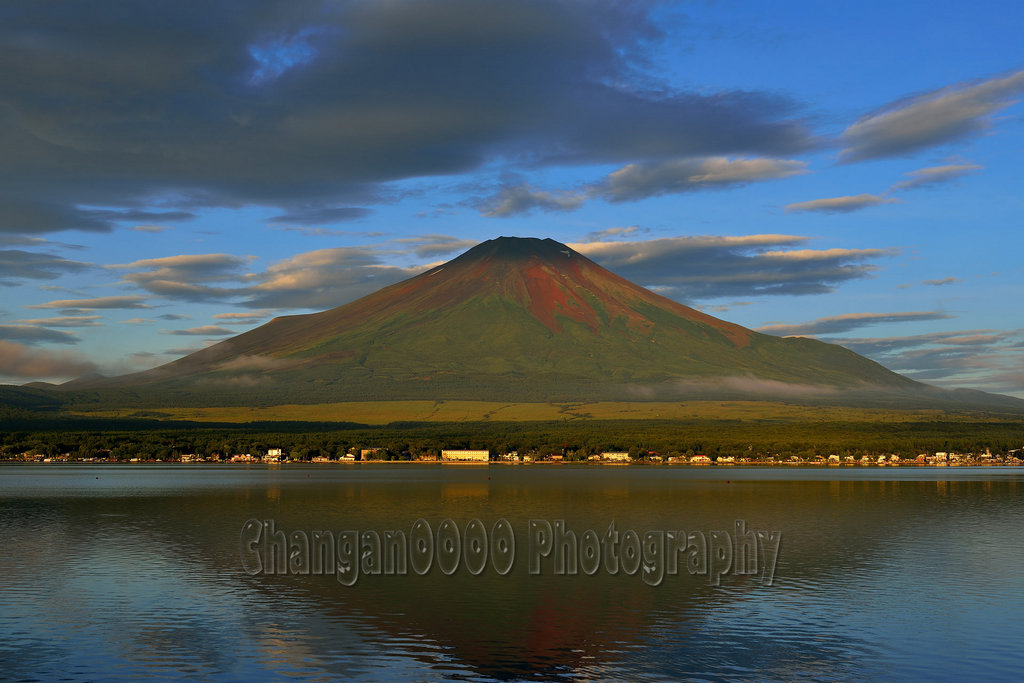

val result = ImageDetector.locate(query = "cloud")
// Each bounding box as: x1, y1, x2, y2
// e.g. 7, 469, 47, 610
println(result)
268, 207, 372, 225
572, 234, 895, 300
0, 1, 814, 234
213, 311, 271, 326
163, 325, 234, 336
0, 341, 96, 379
0, 324, 80, 344
14, 315, 101, 327
157, 313, 190, 321
699, 301, 754, 314
164, 346, 206, 356
839, 70, 1024, 162
483, 157, 808, 215
244, 246, 427, 309
391, 234, 479, 258
756, 311, 955, 337
27, 295, 151, 310
215, 355, 299, 372
584, 226, 646, 242
109, 243, 434, 310
785, 194, 899, 214
110, 253, 253, 302
890, 163, 984, 191
481, 184, 587, 217
0, 249, 91, 284
118, 318, 152, 324
921, 277, 961, 286
828, 329, 1024, 397
132, 225, 171, 233
596, 157, 808, 202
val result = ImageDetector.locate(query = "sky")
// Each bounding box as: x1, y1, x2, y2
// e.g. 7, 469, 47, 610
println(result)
1, 0, 1022, 397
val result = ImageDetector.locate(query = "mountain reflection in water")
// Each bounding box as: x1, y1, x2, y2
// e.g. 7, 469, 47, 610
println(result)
2, 465, 1023, 680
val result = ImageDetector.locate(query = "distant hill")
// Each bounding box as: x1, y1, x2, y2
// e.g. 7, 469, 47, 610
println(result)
22, 237, 1024, 412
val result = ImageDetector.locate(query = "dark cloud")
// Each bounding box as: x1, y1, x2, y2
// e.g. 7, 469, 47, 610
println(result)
0, 324, 80, 344
0, 249, 91, 284
157, 313, 191, 321
480, 185, 586, 217
0, 0, 813, 234
0, 341, 96, 379
921, 277, 961, 286
572, 235, 895, 300
756, 311, 955, 337
269, 207, 372, 225
839, 70, 1024, 162
481, 157, 806, 215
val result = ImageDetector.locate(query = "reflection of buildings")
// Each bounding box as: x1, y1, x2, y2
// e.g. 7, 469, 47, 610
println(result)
441, 449, 490, 462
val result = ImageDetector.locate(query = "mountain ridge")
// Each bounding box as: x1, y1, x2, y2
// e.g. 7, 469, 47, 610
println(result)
22, 236, 1024, 411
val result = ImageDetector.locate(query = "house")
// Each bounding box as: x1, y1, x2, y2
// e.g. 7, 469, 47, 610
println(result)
601, 451, 630, 462
441, 449, 490, 462
690, 455, 711, 464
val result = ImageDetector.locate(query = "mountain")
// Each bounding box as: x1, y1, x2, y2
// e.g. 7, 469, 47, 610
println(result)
51, 237, 1022, 410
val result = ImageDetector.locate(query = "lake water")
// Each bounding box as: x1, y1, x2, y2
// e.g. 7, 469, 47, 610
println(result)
2, 464, 1023, 681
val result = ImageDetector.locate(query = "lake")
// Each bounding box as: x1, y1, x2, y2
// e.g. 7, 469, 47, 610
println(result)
2, 464, 1023, 681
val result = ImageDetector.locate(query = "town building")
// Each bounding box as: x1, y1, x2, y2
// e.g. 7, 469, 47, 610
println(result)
441, 449, 490, 462
601, 452, 630, 462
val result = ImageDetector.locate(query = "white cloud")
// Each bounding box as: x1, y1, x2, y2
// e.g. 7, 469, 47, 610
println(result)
839, 70, 1024, 161
785, 194, 899, 214
597, 157, 808, 202
890, 163, 984, 191
14, 315, 102, 327
27, 295, 151, 310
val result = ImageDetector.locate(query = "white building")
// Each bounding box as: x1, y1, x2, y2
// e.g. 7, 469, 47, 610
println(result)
441, 449, 490, 462
601, 452, 630, 462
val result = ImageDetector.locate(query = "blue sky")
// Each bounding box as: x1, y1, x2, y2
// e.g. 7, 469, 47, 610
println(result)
1, 0, 1022, 397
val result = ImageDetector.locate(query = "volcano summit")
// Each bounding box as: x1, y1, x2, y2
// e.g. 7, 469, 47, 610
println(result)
53, 237, 1015, 409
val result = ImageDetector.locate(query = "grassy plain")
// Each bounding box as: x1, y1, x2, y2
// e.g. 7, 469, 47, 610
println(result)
70, 400, 1013, 426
